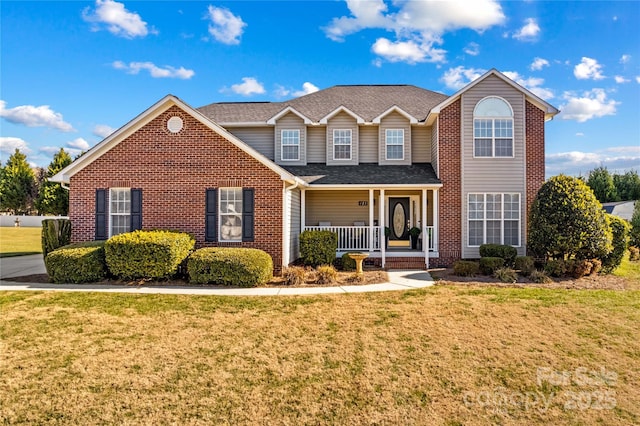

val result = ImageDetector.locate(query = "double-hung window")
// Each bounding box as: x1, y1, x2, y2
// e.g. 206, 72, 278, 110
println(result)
385, 129, 404, 160
473, 97, 513, 158
468, 193, 520, 246
109, 188, 130, 237
219, 188, 243, 242
333, 129, 352, 160
281, 129, 300, 161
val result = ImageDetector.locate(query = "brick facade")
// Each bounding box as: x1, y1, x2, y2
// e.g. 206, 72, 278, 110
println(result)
525, 101, 546, 229
69, 105, 285, 273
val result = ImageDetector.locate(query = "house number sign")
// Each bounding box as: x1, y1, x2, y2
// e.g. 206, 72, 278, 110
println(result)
358, 201, 368, 206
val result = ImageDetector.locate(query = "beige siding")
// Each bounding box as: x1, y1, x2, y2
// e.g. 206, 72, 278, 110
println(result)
227, 127, 274, 160
431, 120, 439, 177
359, 126, 378, 163
411, 125, 431, 163
306, 190, 374, 226
326, 112, 359, 165
275, 113, 307, 166
288, 188, 301, 263
461, 74, 526, 258
307, 126, 326, 163
379, 111, 411, 165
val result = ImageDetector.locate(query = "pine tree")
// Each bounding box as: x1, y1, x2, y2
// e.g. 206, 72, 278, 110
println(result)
586, 166, 618, 203
36, 148, 72, 215
0, 149, 37, 214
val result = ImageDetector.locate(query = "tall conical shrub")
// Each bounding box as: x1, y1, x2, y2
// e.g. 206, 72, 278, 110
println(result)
41, 219, 72, 260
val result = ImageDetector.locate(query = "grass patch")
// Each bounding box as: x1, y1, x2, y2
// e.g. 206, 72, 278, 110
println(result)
613, 254, 640, 282
0, 226, 42, 257
1, 287, 638, 424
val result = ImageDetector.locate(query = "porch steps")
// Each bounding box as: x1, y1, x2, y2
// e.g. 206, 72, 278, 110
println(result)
383, 257, 427, 270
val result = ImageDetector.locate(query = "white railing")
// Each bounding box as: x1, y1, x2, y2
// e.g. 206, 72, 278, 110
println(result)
424, 226, 436, 252
304, 226, 380, 251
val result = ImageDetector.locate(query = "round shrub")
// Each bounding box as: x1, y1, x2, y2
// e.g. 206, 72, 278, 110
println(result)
514, 256, 535, 276
283, 266, 306, 286
45, 241, 107, 284
479, 244, 517, 266
453, 260, 479, 277
601, 214, 630, 273
479, 257, 504, 275
544, 259, 567, 277
316, 265, 338, 284
299, 230, 337, 267
341, 252, 356, 271
188, 247, 273, 287
105, 230, 195, 280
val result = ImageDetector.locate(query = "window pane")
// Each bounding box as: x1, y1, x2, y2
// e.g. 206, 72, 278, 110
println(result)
468, 194, 484, 219
474, 119, 492, 138
504, 194, 520, 219
495, 139, 513, 157
220, 188, 243, 241
386, 129, 403, 159
486, 220, 501, 244
282, 145, 299, 160
474, 139, 492, 157
334, 144, 351, 159
504, 220, 519, 246
386, 145, 403, 160
469, 221, 483, 246
486, 194, 501, 219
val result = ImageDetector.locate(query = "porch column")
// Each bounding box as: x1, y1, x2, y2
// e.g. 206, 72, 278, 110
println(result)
433, 189, 439, 253
368, 189, 374, 253
301, 189, 306, 231
379, 189, 385, 268
422, 188, 428, 269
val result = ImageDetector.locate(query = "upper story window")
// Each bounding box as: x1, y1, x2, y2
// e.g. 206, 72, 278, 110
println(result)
333, 129, 352, 160
473, 97, 513, 158
385, 129, 404, 160
281, 129, 300, 161
110, 188, 131, 237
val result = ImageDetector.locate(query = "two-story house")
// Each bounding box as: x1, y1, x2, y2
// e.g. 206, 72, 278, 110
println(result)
52, 69, 558, 273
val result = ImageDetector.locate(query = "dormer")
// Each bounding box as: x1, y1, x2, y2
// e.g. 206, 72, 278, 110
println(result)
270, 108, 310, 166
376, 108, 414, 165
323, 109, 362, 166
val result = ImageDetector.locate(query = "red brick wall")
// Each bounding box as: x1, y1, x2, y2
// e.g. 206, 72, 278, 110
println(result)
525, 101, 546, 251
435, 99, 462, 267
69, 105, 284, 273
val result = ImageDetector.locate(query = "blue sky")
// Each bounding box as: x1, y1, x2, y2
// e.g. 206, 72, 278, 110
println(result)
1, 0, 638, 177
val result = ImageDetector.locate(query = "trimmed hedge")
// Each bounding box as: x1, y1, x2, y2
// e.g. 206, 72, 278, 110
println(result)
105, 230, 195, 280
299, 230, 337, 267
188, 247, 273, 287
41, 219, 72, 259
479, 257, 505, 275
601, 214, 630, 273
45, 241, 107, 284
479, 244, 517, 266
453, 260, 479, 277
514, 256, 535, 276
341, 252, 356, 271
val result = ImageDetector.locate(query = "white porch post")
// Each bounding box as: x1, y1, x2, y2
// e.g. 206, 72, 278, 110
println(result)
433, 189, 439, 254
369, 189, 374, 252
301, 189, 306, 231
379, 189, 385, 268
422, 188, 428, 269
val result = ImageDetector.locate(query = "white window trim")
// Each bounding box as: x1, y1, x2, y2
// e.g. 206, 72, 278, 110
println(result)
219, 187, 243, 243
473, 96, 514, 159
109, 188, 130, 238
385, 128, 404, 161
332, 129, 352, 161
467, 193, 521, 247
281, 129, 300, 161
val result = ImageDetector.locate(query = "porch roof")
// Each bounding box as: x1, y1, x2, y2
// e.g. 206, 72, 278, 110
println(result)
282, 163, 441, 185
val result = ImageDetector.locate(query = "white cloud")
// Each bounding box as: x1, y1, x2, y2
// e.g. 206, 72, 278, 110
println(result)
0, 137, 31, 155
39, 146, 64, 156
229, 77, 265, 96
512, 18, 540, 41
67, 138, 90, 151
292, 82, 320, 97
207, 6, 246, 45
576, 132, 584, 137
112, 61, 195, 79
324, 0, 505, 64
440, 66, 486, 91
529, 57, 549, 71
559, 89, 618, 122
546, 146, 640, 176
574, 57, 605, 80
614, 75, 630, 84
93, 124, 116, 138
620, 54, 631, 64
0, 100, 74, 132
82, 0, 153, 38
502, 71, 554, 100
463, 42, 480, 56
636, 76, 640, 84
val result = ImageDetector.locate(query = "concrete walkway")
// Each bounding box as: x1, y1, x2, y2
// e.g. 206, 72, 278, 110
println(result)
0, 255, 432, 296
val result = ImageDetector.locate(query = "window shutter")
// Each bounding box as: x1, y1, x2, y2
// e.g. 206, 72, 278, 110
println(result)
95, 189, 107, 240
130, 189, 142, 231
242, 188, 255, 242
205, 188, 218, 242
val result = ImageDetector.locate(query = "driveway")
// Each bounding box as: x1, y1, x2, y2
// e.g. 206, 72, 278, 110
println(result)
0, 254, 46, 279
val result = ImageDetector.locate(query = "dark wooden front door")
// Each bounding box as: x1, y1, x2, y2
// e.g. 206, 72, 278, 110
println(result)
388, 197, 410, 242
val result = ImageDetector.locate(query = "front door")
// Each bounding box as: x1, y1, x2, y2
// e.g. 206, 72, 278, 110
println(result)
388, 197, 410, 247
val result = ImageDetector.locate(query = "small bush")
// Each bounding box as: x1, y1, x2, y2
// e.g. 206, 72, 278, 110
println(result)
514, 256, 535, 276
479, 244, 517, 266
480, 257, 504, 275
629, 246, 640, 261
188, 247, 273, 287
299, 230, 337, 267
494, 267, 517, 283
601, 214, 631, 273
283, 266, 307, 286
567, 259, 593, 278
316, 265, 338, 284
341, 253, 356, 271
45, 241, 107, 284
530, 270, 553, 284
105, 230, 195, 280
453, 260, 479, 277
544, 259, 567, 277
41, 219, 72, 261
589, 258, 602, 275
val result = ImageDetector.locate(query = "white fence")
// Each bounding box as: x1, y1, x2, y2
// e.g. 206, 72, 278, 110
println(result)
304, 226, 381, 251
0, 215, 69, 228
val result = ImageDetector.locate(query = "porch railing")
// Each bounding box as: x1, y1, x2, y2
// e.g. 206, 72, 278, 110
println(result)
304, 226, 380, 251
424, 226, 436, 252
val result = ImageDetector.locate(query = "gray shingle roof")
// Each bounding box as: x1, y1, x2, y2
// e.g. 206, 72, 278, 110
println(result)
281, 163, 440, 185
197, 85, 449, 124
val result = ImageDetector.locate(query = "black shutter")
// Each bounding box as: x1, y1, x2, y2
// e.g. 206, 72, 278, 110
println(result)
130, 189, 142, 231
242, 188, 255, 242
205, 189, 218, 242
95, 189, 107, 240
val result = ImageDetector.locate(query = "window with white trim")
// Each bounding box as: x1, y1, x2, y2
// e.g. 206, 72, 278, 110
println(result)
281, 129, 300, 161
110, 188, 130, 237
333, 129, 352, 160
473, 97, 513, 157
385, 129, 404, 160
468, 193, 520, 246
219, 188, 243, 242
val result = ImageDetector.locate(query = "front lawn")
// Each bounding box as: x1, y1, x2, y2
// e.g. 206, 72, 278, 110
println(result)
0, 227, 41, 257
1, 287, 638, 425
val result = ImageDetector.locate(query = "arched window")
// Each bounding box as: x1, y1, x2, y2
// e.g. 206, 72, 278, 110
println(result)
473, 97, 514, 157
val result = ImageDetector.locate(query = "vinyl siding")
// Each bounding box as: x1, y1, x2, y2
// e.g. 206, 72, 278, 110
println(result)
461, 74, 526, 258
307, 126, 326, 163
274, 113, 307, 166
431, 120, 439, 177
326, 112, 359, 165
359, 126, 378, 163
227, 127, 274, 160
288, 188, 301, 263
379, 111, 411, 165
411, 125, 431, 163
306, 190, 377, 226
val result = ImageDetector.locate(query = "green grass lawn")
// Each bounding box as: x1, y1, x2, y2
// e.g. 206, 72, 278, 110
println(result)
614, 253, 640, 282
1, 286, 638, 425
0, 227, 42, 257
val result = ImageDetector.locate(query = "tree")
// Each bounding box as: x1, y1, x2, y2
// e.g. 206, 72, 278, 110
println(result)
613, 170, 640, 201
586, 166, 618, 203
601, 214, 630, 273
528, 175, 613, 261
36, 148, 72, 215
630, 201, 640, 248
0, 149, 36, 214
